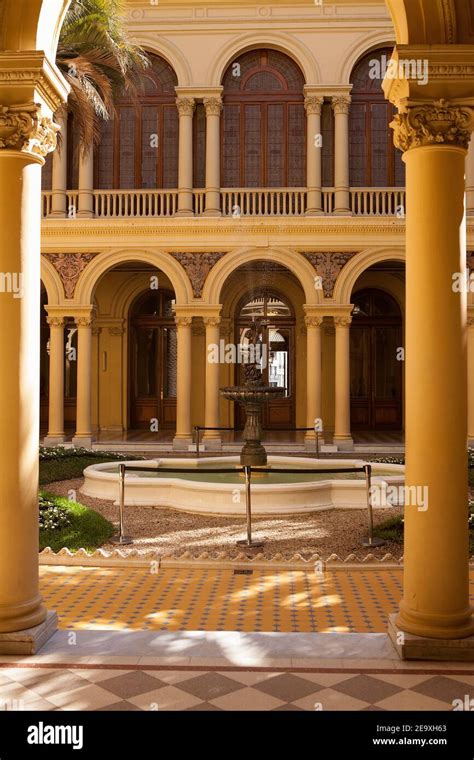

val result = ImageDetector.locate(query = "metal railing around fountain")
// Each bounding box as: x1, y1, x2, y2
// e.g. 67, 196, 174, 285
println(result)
193, 426, 324, 457
111, 462, 384, 551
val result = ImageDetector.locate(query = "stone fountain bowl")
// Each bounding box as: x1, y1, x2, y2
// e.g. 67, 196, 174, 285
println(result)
220, 386, 286, 403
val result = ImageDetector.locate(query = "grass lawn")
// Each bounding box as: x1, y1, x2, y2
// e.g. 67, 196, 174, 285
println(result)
39, 492, 114, 552
39, 453, 130, 485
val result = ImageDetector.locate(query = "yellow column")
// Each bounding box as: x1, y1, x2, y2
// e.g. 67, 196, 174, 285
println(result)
44, 315, 65, 445
0, 105, 60, 637
176, 97, 195, 217
467, 138, 474, 216
388, 100, 474, 642
77, 148, 94, 218
333, 315, 353, 450
332, 94, 351, 215
204, 96, 223, 216
304, 95, 324, 215
468, 312, 474, 446
173, 315, 193, 449
50, 114, 67, 218
304, 315, 323, 447
203, 316, 222, 449
73, 313, 95, 447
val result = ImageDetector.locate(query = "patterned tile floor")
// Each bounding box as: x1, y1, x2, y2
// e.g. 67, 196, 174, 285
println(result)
40, 566, 410, 633
1, 665, 474, 711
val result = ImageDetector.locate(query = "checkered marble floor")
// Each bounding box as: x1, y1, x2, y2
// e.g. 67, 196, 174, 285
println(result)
40, 566, 410, 633
1, 665, 474, 711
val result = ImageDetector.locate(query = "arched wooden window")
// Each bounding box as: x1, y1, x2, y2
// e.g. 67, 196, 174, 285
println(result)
222, 49, 306, 188
95, 54, 179, 189
350, 49, 405, 187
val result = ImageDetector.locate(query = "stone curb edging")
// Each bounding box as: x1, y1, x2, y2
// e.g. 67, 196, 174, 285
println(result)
38, 546, 408, 570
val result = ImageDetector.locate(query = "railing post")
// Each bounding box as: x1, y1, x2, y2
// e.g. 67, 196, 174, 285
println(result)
112, 463, 133, 545
362, 464, 384, 548
236, 466, 264, 549
195, 426, 200, 457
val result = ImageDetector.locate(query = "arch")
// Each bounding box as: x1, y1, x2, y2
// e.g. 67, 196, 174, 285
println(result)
338, 33, 396, 85
386, 0, 459, 45
0, 0, 70, 57
40, 255, 64, 305
333, 247, 406, 304
203, 248, 321, 306
109, 270, 175, 320
74, 249, 193, 306
132, 35, 192, 87
209, 33, 318, 87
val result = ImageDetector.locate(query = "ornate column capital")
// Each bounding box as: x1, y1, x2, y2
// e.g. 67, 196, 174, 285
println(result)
203, 97, 223, 117
46, 315, 65, 328
331, 95, 351, 115
334, 316, 352, 328
305, 316, 323, 328
75, 315, 93, 328
203, 316, 221, 327
0, 103, 59, 159
176, 97, 195, 117
391, 100, 474, 153
304, 96, 324, 116
175, 315, 193, 327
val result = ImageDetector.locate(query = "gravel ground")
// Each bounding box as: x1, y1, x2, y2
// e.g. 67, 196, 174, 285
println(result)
44, 477, 404, 559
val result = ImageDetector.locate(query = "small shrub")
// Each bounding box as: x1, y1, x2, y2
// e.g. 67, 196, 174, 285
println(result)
39, 494, 71, 532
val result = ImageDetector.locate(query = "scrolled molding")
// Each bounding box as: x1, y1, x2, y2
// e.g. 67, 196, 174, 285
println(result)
0, 103, 59, 157
75, 315, 93, 328
391, 99, 474, 153
304, 96, 324, 116
203, 316, 221, 327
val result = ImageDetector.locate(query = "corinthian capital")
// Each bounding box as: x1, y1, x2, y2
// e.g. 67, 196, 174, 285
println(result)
391, 99, 474, 153
176, 97, 195, 117
304, 96, 324, 116
203, 97, 223, 117
331, 95, 351, 115
0, 103, 59, 158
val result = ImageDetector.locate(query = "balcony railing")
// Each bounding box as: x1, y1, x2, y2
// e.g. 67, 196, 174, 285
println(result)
41, 187, 406, 219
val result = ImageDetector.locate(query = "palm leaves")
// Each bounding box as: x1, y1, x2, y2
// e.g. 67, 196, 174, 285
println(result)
56, 0, 151, 154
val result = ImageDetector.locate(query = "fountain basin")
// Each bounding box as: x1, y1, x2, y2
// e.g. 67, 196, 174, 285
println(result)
81, 456, 405, 516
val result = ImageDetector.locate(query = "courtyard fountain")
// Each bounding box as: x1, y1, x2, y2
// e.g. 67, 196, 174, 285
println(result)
220, 318, 285, 466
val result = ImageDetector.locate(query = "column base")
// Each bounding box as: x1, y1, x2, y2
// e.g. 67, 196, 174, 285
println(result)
304, 435, 325, 453
76, 210, 94, 219
468, 437, 474, 447
43, 435, 65, 446
48, 210, 67, 219
203, 209, 221, 218
173, 436, 193, 451
388, 614, 474, 662
333, 435, 354, 451
202, 436, 222, 451
333, 209, 353, 216
305, 209, 325, 216
174, 209, 194, 218
72, 435, 95, 448
0, 611, 58, 656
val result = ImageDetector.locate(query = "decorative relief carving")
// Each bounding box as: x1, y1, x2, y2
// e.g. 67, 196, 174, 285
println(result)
391, 100, 474, 153
302, 252, 358, 298
304, 96, 324, 115
203, 97, 223, 117
43, 253, 97, 299
108, 325, 125, 337
0, 103, 59, 157
331, 95, 351, 115
176, 97, 195, 117
169, 252, 227, 298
